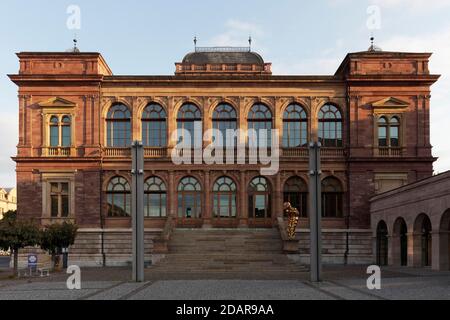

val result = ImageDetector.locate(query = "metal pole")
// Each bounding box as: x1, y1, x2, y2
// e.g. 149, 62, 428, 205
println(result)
131, 141, 145, 282
309, 141, 322, 282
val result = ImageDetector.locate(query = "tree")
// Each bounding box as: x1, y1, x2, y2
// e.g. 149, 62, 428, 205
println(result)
0, 211, 41, 275
40, 222, 78, 268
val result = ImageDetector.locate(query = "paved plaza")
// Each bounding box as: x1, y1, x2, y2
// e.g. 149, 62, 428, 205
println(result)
0, 265, 448, 300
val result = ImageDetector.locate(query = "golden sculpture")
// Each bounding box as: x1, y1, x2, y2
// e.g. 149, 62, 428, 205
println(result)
283, 202, 299, 240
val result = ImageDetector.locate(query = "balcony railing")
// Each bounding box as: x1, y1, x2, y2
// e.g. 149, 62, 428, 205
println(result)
104, 147, 168, 158
104, 147, 131, 157
102, 147, 346, 159
377, 147, 403, 157
320, 148, 345, 157
282, 148, 309, 157
44, 147, 73, 157
144, 147, 167, 158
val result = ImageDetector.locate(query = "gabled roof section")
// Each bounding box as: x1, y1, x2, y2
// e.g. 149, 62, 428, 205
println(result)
371, 97, 410, 109
38, 97, 77, 108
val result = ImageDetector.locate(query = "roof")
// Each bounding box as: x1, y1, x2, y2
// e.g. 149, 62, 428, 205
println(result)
370, 171, 450, 202
182, 49, 265, 65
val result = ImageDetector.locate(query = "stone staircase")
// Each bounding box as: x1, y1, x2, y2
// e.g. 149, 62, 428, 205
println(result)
148, 228, 308, 278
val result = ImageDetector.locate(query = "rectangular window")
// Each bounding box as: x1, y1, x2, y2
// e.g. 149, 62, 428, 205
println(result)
49, 182, 70, 218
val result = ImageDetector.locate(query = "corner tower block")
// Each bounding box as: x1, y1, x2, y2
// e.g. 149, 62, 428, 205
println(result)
17, 52, 113, 76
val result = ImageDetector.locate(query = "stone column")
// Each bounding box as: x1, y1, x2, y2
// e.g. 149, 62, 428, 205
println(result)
275, 173, 282, 219
432, 230, 448, 271
131, 97, 139, 142
239, 170, 247, 227
167, 97, 176, 155
387, 235, 394, 266
168, 171, 176, 219
203, 170, 212, 227
411, 232, 422, 267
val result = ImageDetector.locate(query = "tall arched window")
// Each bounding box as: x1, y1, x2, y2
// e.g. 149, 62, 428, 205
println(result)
318, 104, 342, 147
142, 103, 167, 147
283, 104, 308, 148
321, 177, 343, 218
177, 177, 202, 219
248, 104, 273, 147
248, 177, 271, 219
177, 104, 202, 148
283, 177, 308, 217
212, 104, 237, 147
106, 104, 131, 147
50, 116, 59, 147
144, 177, 167, 217
107, 176, 131, 217
378, 116, 400, 147
49, 115, 72, 147
61, 115, 72, 147
213, 177, 237, 219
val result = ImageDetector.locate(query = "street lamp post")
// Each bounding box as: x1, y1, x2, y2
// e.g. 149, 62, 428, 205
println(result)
309, 141, 322, 282
131, 141, 145, 282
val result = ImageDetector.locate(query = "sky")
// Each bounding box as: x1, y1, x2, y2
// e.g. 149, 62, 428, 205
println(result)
0, 0, 449, 187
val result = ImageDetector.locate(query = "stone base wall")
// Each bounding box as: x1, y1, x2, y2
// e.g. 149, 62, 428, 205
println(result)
14, 228, 162, 268
13, 228, 373, 268
295, 228, 373, 264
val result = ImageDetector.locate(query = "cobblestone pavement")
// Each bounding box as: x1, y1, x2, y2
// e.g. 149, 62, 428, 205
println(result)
0, 265, 449, 300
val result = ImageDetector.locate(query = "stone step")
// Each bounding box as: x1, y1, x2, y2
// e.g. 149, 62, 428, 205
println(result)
150, 228, 307, 274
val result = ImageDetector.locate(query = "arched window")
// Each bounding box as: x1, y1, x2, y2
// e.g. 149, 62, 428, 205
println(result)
318, 104, 342, 147
177, 177, 202, 219
283, 104, 308, 148
283, 177, 308, 217
177, 104, 202, 148
50, 116, 59, 147
248, 177, 271, 219
106, 104, 131, 147
213, 177, 237, 219
321, 177, 343, 218
144, 177, 166, 217
213, 104, 237, 147
378, 117, 388, 147
248, 104, 273, 147
107, 176, 131, 217
61, 116, 72, 147
376, 221, 388, 266
142, 103, 167, 147
378, 116, 400, 147
49, 115, 72, 147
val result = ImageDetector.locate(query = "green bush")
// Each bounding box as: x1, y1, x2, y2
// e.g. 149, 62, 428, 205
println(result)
40, 222, 78, 255
0, 211, 40, 275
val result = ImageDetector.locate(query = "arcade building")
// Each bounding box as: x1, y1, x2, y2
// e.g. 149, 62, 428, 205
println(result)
9, 43, 443, 267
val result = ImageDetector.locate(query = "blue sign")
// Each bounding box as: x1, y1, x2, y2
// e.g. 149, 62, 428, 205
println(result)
28, 254, 38, 268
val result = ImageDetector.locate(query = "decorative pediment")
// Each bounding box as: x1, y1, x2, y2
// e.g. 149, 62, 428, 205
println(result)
371, 97, 409, 110
38, 97, 77, 108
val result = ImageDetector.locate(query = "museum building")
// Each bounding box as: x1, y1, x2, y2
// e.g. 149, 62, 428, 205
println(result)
9, 43, 441, 266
